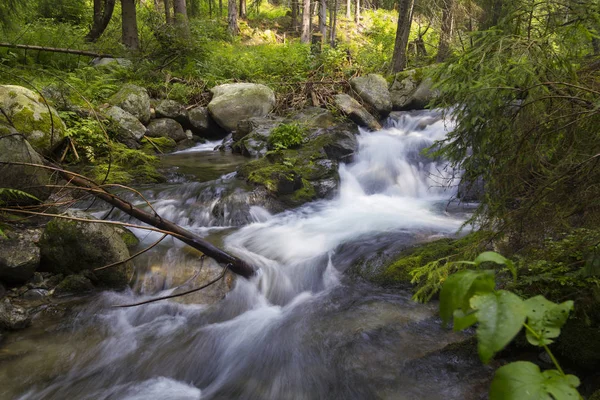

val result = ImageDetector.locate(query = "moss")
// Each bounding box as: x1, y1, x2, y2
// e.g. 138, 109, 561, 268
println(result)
118, 227, 140, 249
141, 136, 177, 154
554, 319, 600, 371
54, 274, 94, 295
288, 179, 317, 204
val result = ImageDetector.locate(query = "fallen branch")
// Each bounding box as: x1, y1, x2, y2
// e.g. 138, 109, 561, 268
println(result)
0, 42, 112, 58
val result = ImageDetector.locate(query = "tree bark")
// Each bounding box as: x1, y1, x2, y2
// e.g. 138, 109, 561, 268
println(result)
319, 0, 327, 39
436, 0, 454, 62
239, 0, 247, 18
228, 0, 239, 35
330, 0, 338, 45
173, 0, 191, 37
163, 0, 173, 24
121, 0, 140, 50
291, 0, 299, 31
346, 0, 351, 19
0, 43, 111, 58
391, 0, 414, 72
354, 0, 359, 23
86, 0, 116, 42
301, 0, 311, 43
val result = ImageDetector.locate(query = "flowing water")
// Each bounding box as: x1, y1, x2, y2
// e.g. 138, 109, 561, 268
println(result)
0, 110, 490, 400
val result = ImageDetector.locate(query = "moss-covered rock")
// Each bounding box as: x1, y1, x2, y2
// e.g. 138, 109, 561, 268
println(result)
104, 106, 146, 149
108, 84, 151, 125
146, 118, 187, 142
208, 83, 276, 132
0, 85, 66, 153
154, 99, 188, 126
54, 274, 95, 295
39, 210, 132, 288
0, 229, 40, 285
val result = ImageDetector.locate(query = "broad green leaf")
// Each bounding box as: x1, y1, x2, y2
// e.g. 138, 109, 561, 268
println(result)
474, 251, 517, 281
439, 269, 495, 326
453, 309, 477, 331
471, 290, 526, 363
490, 362, 549, 400
542, 370, 580, 400
524, 296, 574, 346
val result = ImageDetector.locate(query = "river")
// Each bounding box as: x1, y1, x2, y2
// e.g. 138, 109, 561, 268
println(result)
0, 110, 490, 400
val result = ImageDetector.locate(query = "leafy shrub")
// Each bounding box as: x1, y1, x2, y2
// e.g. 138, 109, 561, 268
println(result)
268, 123, 306, 150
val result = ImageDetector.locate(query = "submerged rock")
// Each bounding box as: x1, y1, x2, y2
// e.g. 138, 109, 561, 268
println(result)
0, 85, 66, 153
350, 74, 393, 117
333, 94, 382, 131
208, 83, 276, 132
104, 106, 146, 149
39, 210, 132, 288
0, 135, 53, 203
108, 84, 151, 125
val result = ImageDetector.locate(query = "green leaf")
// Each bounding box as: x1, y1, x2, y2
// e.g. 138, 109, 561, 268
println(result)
474, 251, 517, 281
490, 362, 580, 400
471, 290, 526, 363
439, 269, 495, 326
453, 309, 478, 331
524, 296, 574, 346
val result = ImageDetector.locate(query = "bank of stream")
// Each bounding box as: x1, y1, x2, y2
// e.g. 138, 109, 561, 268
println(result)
0, 110, 491, 399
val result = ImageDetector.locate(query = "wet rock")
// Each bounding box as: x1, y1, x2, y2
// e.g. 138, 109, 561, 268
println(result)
23, 288, 49, 300
232, 135, 268, 158
0, 85, 66, 153
287, 107, 336, 129
321, 124, 359, 162
104, 106, 146, 149
350, 74, 393, 117
0, 231, 40, 285
275, 171, 304, 195
208, 83, 276, 132
154, 100, 188, 126
187, 106, 227, 139
39, 210, 132, 288
234, 116, 284, 142
0, 282, 5, 299
0, 135, 53, 203
0, 300, 31, 330
146, 118, 187, 142
54, 274, 94, 295
312, 178, 338, 198
115, 226, 140, 250
108, 84, 151, 125
390, 71, 438, 111
333, 94, 382, 131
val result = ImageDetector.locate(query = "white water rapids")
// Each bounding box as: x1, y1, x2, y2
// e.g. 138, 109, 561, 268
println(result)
4, 110, 488, 400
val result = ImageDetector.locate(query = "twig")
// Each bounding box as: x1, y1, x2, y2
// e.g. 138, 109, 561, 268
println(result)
94, 233, 169, 271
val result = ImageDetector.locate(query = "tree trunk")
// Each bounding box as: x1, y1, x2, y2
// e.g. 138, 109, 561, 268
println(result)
239, 0, 247, 18
228, 0, 239, 35
319, 0, 327, 39
436, 0, 454, 62
330, 0, 338, 45
121, 0, 140, 50
163, 0, 172, 24
301, 0, 311, 43
346, 0, 350, 19
391, 0, 414, 72
480, 0, 502, 29
291, 0, 299, 31
86, 0, 116, 42
219, 0, 223, 18
173, 0, 190, 37
354, 0, 360, 23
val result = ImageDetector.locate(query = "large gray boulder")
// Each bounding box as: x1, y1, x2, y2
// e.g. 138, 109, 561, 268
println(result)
0, 300, 31, 330
333, 94, 382, 131
39, 210, 132, 288
0, 230, 41, 284
208, 83, 276, 133
105, 106, 146, 149
155, 100, 188, 126
0, 85, 66, 153
350, 74, 392, 117
108, 84, 151, 125
187, 106, 227, 139
0, 135, 53, 203
287, 107, 336, 129
390, 71, 438, 110
146, 118, 187, 142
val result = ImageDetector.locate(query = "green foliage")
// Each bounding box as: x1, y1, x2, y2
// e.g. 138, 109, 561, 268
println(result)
59, 111, 109, 163
268, 123, 306, 150
440, 252, 581, 400
35, 0, 89, 24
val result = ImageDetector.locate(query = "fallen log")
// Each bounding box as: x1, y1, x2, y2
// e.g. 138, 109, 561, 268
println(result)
0, 42, 112, 58
1, 161, 256, 278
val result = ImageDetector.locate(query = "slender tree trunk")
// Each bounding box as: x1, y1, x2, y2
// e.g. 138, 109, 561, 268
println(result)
292, 0, 299, 31
209, 0, 213, 18
481, 0, 503, 29
436, 0, 454, 62
228, 0, 239, 35
354, 0, 360, 23
239, 0, 247, 18
173, 0, 191, 37
121, 0, 140, 50
346, 0, 351, 19
330, 0, 338, 45
219, 0, 223, 18
301, 0, 311, 43
391, 0, 414, 72
319, 0, 327, 39
86, 0, 116, 42
163, 0, 173, 24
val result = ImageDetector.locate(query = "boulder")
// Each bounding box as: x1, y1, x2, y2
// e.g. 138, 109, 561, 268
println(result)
0, 135, 53, 203
105, 106, 146, 149
146, 118, 187, 142
390, 71, 438, 110
0, 85, 66, 153
0, 300, 31, 330
287, 107, 336, 129
333, 94, 382, 131
350, 74, 392, 117
54, 274, 95, 295
232, 134, 269, 158
155, 100, 189, 126
39, 210, 132, 288
91, 57, 132, 68
321, 124, 359, 162
108, 84, 151, 125
0, 230, 40, 285
208, 83, 276, 132
234, 116, 285, 142
187, 106, 227, 139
